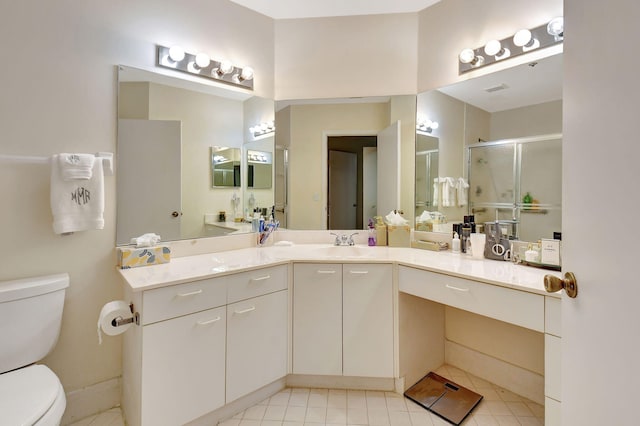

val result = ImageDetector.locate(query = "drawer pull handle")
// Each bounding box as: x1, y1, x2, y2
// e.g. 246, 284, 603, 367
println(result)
196, 316, 221, 325
251, 275, 271, 282
176, 289, 203, 297
349, 270, 369, 275
234, 306, 256, 315
317, 270, 337, 274
446, 284, 470, 292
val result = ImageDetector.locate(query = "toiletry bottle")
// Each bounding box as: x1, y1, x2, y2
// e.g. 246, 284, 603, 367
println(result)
452, 233, 461, 253
461, 224, 471, 253
368, 219, 377, 246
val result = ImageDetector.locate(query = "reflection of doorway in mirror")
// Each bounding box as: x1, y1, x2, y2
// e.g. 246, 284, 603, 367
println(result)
327, 136, 377, 230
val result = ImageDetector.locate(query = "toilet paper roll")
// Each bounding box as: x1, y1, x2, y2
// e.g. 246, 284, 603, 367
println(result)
97, 300, 133, 344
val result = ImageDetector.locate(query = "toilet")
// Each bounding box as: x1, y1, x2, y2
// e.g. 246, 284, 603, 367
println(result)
0, 273, 69, 425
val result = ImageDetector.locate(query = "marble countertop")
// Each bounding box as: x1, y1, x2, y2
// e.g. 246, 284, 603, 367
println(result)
119, 243, 561, 297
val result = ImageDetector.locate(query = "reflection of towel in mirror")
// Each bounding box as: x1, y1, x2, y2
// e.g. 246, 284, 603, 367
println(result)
432, 178, 440, 207
442, 177, 457, 207
50, 154, 104, 234
457, 177, 469, 207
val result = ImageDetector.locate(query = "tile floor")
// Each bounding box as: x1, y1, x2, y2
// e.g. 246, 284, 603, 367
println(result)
69, 365, 544, 426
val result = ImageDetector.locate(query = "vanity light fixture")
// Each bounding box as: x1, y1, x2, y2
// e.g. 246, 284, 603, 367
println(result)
250, 120, 275, 138
157, 45, 254, 90
416, 117, 439, 135
458, 17, 564, 74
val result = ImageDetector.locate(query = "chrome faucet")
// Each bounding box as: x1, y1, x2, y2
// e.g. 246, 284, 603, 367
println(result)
330, 232, 359, 246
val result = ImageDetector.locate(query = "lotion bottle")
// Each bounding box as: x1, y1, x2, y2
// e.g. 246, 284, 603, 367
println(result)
452, 232, 461, 253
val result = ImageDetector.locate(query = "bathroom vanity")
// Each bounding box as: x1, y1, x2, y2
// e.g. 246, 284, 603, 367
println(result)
118, 236, 562, 426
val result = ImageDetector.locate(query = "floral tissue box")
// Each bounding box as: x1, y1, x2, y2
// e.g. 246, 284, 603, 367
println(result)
117, 246, 171, 269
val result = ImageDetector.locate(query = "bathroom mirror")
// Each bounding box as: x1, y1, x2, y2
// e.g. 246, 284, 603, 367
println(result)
246, 149, 272, 189
211, 147, 241, 188
414, 133, 439, 219
275, 96, 416, 230
116, 65, 274, 245
415, 52, 562, 241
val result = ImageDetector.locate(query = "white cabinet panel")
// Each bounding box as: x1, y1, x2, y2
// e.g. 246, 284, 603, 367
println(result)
142, 277, 226, 325
545, 396, 561, 426
226, 264, 288, 304
343, 264, 394, 378
545, 333, 561, 401
141, 306, 226, 426
226, 290, 288, 402
399, 266, 544, 332
292, 264, 343, 375
545, 296, 561, 337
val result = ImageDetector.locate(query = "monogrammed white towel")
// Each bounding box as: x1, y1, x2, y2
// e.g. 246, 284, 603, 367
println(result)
50, 154, 104, 234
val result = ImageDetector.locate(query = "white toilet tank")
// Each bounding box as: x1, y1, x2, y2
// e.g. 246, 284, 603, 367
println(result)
0, 273, 69, 373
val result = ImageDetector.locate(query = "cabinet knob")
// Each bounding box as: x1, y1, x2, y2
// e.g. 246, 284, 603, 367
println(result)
544, 272, 578, 298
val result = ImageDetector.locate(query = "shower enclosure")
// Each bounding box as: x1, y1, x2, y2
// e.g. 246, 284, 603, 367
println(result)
467, 133, 562, 242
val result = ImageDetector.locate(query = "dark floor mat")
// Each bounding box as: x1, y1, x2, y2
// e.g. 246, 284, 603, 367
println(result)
403, 372, 483, 425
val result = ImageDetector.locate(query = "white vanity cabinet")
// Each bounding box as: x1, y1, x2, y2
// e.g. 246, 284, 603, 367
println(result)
226, 290, 288, 402
544, 295, 562, 426
292, 263, 393, 378
292, 263, 342, 375
122, 264, 288, 426
141, 306, 226, 426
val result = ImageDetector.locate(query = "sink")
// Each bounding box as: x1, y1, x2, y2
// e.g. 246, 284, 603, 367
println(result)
310, 245, 377, 259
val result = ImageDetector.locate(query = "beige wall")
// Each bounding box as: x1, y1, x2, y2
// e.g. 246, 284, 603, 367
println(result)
490, 100, 563, 140
274, 13, 418, 100
0, 0, 273, 400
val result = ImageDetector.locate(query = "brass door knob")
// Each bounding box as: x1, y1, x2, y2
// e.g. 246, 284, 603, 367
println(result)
544, 272, 578, 298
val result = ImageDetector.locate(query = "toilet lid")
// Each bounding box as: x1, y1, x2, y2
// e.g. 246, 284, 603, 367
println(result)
0, 364, 61, 425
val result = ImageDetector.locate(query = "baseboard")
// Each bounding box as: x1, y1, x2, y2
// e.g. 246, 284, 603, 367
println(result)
187, 378, 287, 426
287, 374, 395, 391
445, 340, 544, 405
61, 377, 121, 425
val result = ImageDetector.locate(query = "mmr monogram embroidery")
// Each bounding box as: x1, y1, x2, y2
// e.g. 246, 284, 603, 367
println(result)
71, 187, 91, 205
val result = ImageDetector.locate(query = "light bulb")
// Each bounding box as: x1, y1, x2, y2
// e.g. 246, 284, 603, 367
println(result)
168, 46, 185, 62
547, 17, 564, 38
430, 121, 439, 130
239, 66, 254, 81
195, 52, 210, 68
484, 40, 502, 56
513, 29, 532, 47
219, 61, 234, 75
458, 48, 476, 64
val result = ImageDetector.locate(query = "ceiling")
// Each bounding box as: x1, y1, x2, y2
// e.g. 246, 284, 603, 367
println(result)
438, 53, 563, 113
228, 0, 441, 19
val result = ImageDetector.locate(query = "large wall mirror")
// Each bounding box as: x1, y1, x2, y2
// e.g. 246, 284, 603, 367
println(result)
275, 96, 416, 230
116, 66, 274, 245
415, 52, 562, 242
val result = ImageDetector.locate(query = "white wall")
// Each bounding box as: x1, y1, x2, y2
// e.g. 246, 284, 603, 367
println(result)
274, 13, 418, 100
0, 0, 273, 421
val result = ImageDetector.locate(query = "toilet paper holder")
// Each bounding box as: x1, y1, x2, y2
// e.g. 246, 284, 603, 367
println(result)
111, 303, 139, 327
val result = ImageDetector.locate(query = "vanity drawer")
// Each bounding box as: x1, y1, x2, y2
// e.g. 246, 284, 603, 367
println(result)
142, 278, 227, 325
399, 266, 544, 332
227, 265, 288, 304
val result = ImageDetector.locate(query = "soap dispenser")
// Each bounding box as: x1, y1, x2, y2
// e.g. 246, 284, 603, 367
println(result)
452, 232, 461, 253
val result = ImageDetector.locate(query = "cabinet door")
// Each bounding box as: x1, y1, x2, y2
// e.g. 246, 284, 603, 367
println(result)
343, 264, 394, 377
141, 306, 226, 426
292, 263, 342, 375
226, 290, 288, 402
